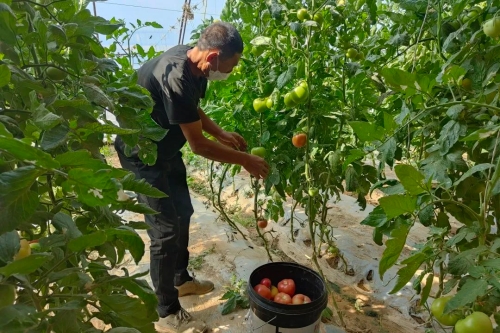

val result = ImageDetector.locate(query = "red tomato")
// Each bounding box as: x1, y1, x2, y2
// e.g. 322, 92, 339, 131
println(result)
292, 133, 307, 148
257, 219, 268, 228
253, 284, 272, 300
292, 294, 312, 304
260, 278, 271, 288
277, 279, 296, 296
274, 292, 292, 304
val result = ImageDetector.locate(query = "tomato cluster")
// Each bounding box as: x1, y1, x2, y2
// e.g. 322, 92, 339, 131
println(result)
253, 277, 312, 305
430, 297, 493, 333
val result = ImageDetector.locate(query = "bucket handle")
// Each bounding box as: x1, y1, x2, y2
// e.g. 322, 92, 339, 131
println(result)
245, 310, 278, 332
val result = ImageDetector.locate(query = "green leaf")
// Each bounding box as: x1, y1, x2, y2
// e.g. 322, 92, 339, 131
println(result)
0, 3, 17, 45
40, 124, 69, 151
360, 206, 387, 227
380, 68, 416, 94
99, 294, 156, 331
121, 173, 167, 198
84, 122, 140, 135
0, 231, 19, 265
82, 83, 115, 111
394, 164, 427, 195
420, 273, 434, 306
0, 64, 11, 87
109, 277, 157, 312
461, 127, 499, 142
52, 212, 83, 239
348, 121, 385, 142
55, 150, 111, 170
448, 246, 487, 276
379, 221, 410, 278
379, 137, 397, 167
146, 21, 163, 29
444, 279, 489, 313
389, 252, 427, 293
94, 22, 123, 35
0, 166, 43, 233
379, 195, 417, 219
106, 226, 145, 264
277, 66, 296, 89
0, 137, 60, 169
250, 36, 271, 46
454, 163, 494, 186
438, 120, 462, 155
68, 231, 107, 252
221, 295, 237, 315
0, 253, 52, 277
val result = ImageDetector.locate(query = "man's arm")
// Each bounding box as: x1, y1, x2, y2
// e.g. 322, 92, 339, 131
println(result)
180, 120, 269, 179
197, 107, 223, 138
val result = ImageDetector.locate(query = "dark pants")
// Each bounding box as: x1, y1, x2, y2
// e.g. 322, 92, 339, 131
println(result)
114, 138, 194, 317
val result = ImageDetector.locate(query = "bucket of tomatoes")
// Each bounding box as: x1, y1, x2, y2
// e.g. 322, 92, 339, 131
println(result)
247, 262, 327, 332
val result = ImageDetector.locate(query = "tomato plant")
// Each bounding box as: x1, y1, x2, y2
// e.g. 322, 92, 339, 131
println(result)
0, 2, 166, 331
277, 279, 296, 296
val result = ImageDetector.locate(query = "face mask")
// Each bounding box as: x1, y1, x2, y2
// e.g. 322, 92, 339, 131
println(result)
207, 55, 230, 81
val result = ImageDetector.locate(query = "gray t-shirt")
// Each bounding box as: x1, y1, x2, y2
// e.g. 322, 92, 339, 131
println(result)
136, 45, 208, 160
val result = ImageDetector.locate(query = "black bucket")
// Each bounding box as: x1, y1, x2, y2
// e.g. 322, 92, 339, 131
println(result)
247, 262, 328, 332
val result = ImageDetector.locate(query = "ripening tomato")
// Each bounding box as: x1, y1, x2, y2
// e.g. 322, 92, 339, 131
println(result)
253, 284, 272, 300
274, 292, 292, 304
270, 286, 279, 299
461, 78, 472, 90
277, 279, 296, 296
257, 219, 268, 228
14, 239, 31, 261
260, 278, 271, 289
292, 133, 307, 148
292, 294, 312, 304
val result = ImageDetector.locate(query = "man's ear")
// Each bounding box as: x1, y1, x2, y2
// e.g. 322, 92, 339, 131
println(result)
205, 51, 219, 63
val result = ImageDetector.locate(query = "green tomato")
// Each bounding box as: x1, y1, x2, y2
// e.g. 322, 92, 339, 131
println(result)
266, 98, 273, 109
284, 93, 297, 108
308, 187, 319, 197
0, 284, 16, 309
290, 85, 309, 104
252, 45, 266, 57
430, 296, 463, 326
46, 67, 67, 81
346, 48, 358, 59
253, 98, 269, 113
299, 81, 308, 89
356, 51, 365, 61
297, 8, 310, 21
251, 147, 266, 158
313, 12, 323, 26
461, 78, 473, 90
483, 17, 500, 39
455, 312, 493, 333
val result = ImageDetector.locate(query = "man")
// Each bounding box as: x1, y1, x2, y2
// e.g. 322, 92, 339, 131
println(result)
114, 22, 269, 332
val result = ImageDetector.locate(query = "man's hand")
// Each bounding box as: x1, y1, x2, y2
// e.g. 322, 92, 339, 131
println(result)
243, 154, 269, 179
217, 131, 247, 151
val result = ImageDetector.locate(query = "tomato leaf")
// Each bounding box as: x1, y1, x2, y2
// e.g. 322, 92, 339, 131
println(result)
394, 164, 427, 195
360, 206, 388, 227
348, 121, 385, 142
454, 163, 494, 186
106, 226, 145, 265
379, 220, 410, 278
379, 194, 417, 219
0, 231, 19, 265
221, 295, 237, 315
68, 231, 108, 252
448, 246, 488, 276
0, 253, 53, 277
444, 278, 488, 314
121, 173, 167, 198
0, 64, 11, 88
389, 252, 427, 294
277, 65, 296, 89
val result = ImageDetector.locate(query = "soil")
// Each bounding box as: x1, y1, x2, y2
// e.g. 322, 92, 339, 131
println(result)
104, 146, 432, 333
